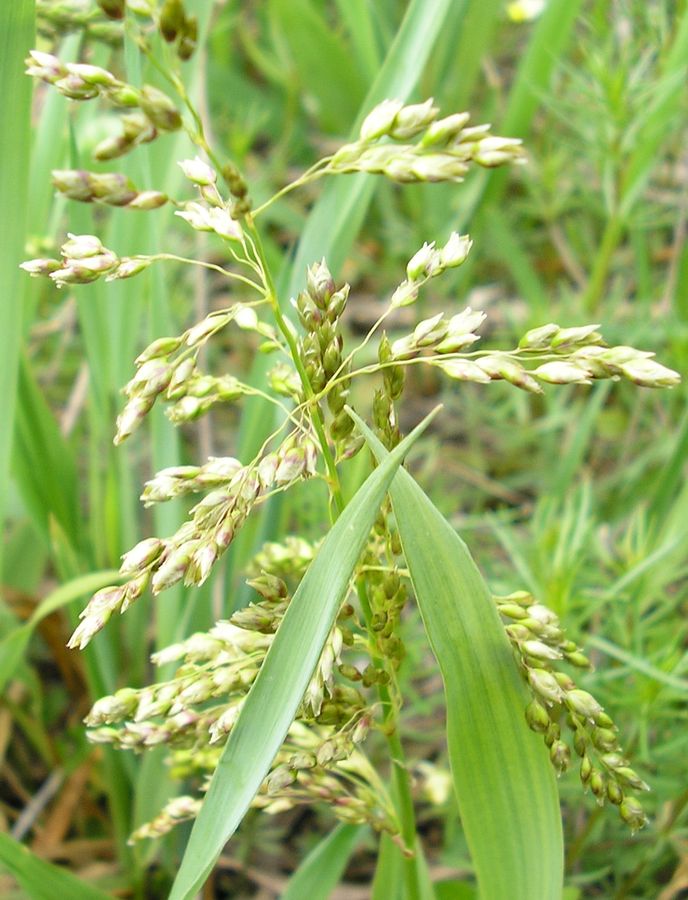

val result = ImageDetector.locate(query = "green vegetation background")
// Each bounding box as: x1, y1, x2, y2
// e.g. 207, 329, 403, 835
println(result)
1, 1, 686, 897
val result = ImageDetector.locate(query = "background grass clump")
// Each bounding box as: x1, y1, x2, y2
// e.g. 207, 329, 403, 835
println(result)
1, 1, 687, 898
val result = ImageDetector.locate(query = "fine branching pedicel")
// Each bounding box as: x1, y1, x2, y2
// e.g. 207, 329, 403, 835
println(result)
23, 0, 679, 870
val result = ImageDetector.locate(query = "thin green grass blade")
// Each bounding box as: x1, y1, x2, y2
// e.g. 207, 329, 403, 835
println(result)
0, 570, 119, 694
169, 409, 439, 900
619, 9, 688, 219
351, 412, 563, 900
371, 832, 403, 900
585, 635, 688, 694
547, 384, 610, 499
334, 0, 381, 80
13, 355, 81, 549
281, 824, 364, 900
0, 833, 111, 900
268, 0, 367, 131
0, 0, 34, 579
457, 0, 583, 227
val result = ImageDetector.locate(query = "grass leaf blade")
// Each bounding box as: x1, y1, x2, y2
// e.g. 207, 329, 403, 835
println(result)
281, 824, 364, 900
351, 412, 563, 900
0, 0, 34, 577
0, 832, 111, 900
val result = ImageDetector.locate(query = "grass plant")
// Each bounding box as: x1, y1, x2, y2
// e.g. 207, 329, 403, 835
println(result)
1, 3, 686, 899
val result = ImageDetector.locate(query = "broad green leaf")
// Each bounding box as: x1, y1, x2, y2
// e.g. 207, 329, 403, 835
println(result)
281, 824, 364, 900
351, 412, 563, 900
0, 571, 119, 695
0, 832, 111, 900
169, 408, 440, 900
0, 0, 34, 579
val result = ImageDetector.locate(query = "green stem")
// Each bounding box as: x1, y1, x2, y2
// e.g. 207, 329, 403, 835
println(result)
357, 579, 421, 900
582, 216, 624, 314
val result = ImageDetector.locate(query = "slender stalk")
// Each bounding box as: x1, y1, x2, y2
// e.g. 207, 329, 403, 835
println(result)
582, 216, 624, 314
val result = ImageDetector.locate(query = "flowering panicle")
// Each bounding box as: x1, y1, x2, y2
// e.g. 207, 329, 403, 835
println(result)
25, 51, 181, 159
329, 101, 525, 184
294, 260, 360, 458
175, 157, 244, 242
21, 232, 150, 288
363, 561, 408, 672
83, 542, 394, 844
390, 232, 472, 309
496, 591, 649, 832
113, 305, 271, 443
247, 536, 317, 583
68, 434, 319, 649
51, 169, 167, 210
518, 322, 681, 387
37, 0, 122, 44
373, 334, 405, 449
383, 310, 679, 394
157, 0, 198, 61
391, 307, 486, 360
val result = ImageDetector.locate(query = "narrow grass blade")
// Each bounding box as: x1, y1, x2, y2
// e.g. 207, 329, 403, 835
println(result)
169, 408, 440, 900
586, 636, 688, 694
268, 0, 367, 131
13, 355, 81, 549
0, 833, 111, 900
281, 824, 364, 900
619, 9, 688, 219
334, 0, 381, 80
0, 0, 34, 578
0, 570, 119, 694
371, 832, 403, 900
458, 0, 583, 226
351, 412, 563, 900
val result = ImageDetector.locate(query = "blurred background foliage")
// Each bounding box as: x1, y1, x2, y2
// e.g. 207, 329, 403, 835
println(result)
1, 0, 687, 897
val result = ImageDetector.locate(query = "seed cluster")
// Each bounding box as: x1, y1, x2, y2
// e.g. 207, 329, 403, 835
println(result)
112, 304, 267, 443
385, 310, 679, 392
68, 439, 319, 650
26, 51, 182, 160
330, 100, 525, 183
37, 0, 122, 44
157, 0, 198, 60
20, 232, 150, 288
496, 591, 649, 832
294, 261, 359, 459
176, 157, 245, 242
373, 334, 405, 449
85, 540, 397, 843
52, 169, 167, 210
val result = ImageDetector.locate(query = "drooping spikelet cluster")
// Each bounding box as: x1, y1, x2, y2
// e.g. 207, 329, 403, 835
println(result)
51, 169, 167, 210
330, 100, 526, 183
496, 591, 649, 832
85, 539, 399, 844
26, 50, 182, 160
